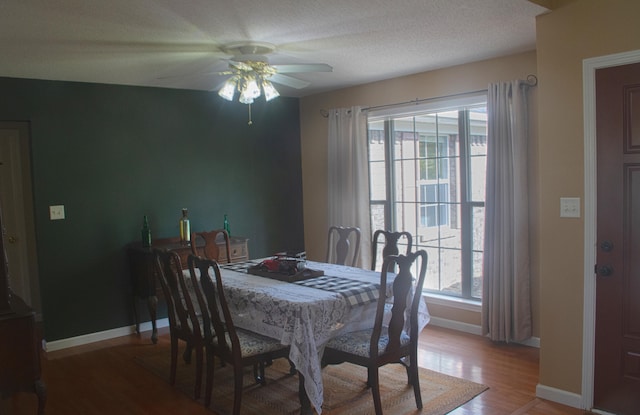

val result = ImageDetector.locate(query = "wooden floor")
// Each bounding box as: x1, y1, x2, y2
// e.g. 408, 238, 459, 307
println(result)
2, 325, 589, 415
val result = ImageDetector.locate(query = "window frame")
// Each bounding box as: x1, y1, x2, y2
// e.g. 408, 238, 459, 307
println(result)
367, 93, 487, 300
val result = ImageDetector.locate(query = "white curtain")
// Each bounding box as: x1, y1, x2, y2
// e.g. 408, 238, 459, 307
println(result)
482, 81, 532, 342
327, 107, 371, 268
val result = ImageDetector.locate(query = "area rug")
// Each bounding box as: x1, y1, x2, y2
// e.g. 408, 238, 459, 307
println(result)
134, 345, 488, 415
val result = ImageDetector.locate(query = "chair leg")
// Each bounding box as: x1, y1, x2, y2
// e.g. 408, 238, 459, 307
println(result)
368, 367, 383, 415
411, 365, 423, 409
204, 352, 215, 408
183, 342, 193, 363
194, 345, 203, 399
409, 350, 422, 409
253, 362, 266, 384
169, 335, 178, 385
232, 366, 244, 415
403, 361, 411, 385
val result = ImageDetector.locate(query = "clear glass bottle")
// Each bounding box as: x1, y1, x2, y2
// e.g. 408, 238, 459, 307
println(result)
179, 208, 191, 245
223, 213, 230, 237
141, 215, 151, 248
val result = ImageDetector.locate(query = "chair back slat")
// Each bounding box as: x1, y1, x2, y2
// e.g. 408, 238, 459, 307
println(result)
192, 229, 232, 264
371, 250, 427, 356
371, 230, 413, 270
154, 249, 201, 338
188, 255, 239, 359
153, 249, 179, 330
326, 226, 361, 267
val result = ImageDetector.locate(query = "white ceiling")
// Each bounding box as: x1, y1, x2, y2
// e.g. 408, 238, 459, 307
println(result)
0, 0, 548, 98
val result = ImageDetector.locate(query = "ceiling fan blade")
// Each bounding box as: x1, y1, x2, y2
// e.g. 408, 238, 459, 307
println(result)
211, 78, 230, 92
270, 73, 311, 89
272, 63, 333, 74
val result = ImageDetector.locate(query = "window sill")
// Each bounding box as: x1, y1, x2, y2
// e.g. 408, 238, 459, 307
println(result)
422, 292, 481, 313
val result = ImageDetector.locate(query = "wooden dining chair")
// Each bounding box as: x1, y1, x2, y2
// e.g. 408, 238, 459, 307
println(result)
153, 248, 205, 399
326, 226, 361, 267
322, 250, 428, 415
371, 230, 413, 270
187, 255, 290, 413
191, 229, 232, 263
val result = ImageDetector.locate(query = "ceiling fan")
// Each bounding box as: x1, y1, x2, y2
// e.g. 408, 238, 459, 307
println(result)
215, 41, 333, 105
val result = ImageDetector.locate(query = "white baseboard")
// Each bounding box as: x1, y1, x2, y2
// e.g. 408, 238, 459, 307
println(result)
517, 335, 541, 348
44, 318, 169, 352
428, 316, 483, 335
427, 316, 541, 348
536, 383, 583, 409
536, 384, 616, 414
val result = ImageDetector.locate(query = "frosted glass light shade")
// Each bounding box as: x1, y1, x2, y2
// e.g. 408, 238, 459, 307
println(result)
218, 80, 236, 101
239, 89, 255, 104
262, 80, 280, 101
245, 78, 260, 99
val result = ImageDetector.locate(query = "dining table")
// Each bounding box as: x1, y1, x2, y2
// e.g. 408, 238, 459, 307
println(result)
188, 258, 430, 414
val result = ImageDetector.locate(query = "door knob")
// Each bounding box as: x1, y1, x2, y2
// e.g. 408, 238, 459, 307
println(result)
596, 264, 613, 276
600, 240, 614, 252
7, 236, 17, 244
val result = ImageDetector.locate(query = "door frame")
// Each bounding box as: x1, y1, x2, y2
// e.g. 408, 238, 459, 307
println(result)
582, 48, 640, 411
0, 122, 41, 316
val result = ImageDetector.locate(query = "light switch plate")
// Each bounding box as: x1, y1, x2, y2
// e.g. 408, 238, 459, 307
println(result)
49, 205, 65, 220
560, 197, 580, 218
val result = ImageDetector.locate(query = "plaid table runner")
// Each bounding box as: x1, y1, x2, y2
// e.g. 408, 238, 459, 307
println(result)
219, 259, 263, 272
220, 259, 379, 307
294, 275, 378, 307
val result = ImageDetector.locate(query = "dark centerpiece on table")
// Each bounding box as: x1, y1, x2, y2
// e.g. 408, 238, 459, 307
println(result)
248, 252, 323, 282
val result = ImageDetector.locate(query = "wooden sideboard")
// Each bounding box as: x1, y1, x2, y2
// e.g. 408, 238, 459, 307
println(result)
127, 235, 249, 343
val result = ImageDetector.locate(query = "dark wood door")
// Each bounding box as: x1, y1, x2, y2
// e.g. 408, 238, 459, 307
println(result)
595, 62, 640, 414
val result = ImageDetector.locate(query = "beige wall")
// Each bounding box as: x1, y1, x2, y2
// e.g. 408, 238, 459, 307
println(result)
299, 51, 539, 331
536, 0, 640, 397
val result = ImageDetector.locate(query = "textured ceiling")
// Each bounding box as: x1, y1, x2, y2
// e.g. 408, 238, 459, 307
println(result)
0, 0, 548, 97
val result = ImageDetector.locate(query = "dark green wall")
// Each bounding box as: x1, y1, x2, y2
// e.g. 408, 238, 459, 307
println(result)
0, 77, 305, 341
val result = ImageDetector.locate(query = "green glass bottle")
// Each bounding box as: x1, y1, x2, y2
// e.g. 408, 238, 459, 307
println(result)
223, 213, 230, 237
179, 208, 191, 245
141, 215, 151, 248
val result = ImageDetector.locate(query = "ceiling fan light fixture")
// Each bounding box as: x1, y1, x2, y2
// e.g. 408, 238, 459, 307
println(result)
238, 76, 260, 104
245, 77, 261, 99
262, 80, 279, 101
215, 43, 329, 123
238, 92, 254, 104
218, 79, 237, 101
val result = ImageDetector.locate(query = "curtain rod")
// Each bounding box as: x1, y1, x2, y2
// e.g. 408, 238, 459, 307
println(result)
320, 74, 538, 118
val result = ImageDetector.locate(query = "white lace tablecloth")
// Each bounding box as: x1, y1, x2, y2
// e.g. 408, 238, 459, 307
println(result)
190, 259, 430, 414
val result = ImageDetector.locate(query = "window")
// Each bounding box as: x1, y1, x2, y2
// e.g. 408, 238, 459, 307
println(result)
420, 184, 449, 227
368, 96, 487, 300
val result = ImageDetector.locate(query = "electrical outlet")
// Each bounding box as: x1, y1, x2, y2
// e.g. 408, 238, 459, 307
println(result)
49, 205, 65, 220
560, 197, 580, 218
